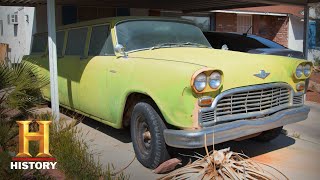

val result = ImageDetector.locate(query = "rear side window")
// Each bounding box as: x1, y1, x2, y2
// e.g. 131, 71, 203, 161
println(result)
31, 33, 47, 53
65, 28, 88, 55
56, 31, 65, 57
88, 25, 114, 56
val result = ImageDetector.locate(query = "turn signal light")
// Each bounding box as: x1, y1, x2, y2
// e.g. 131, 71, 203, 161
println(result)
198, 96, 213, 107
296, 82, 305, 91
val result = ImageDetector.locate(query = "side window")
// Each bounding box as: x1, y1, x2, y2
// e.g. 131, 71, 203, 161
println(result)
65, 28, 88, 55
56, 31, 65, 57
31, 33, 47, 53
88, 25, 114, 56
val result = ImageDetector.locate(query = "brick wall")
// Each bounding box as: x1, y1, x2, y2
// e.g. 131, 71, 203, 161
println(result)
216, 13, 237, 32
215, 13, 289, 47
254, 15, 289, 47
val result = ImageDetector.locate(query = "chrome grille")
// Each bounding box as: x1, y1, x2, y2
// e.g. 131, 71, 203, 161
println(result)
216, 87, 290, 116
200, 84, 292, 126
293, 94, 304, 105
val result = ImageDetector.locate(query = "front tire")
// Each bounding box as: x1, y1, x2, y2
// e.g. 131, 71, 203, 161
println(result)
252, 126, 283, 142
130, 102, 170, 169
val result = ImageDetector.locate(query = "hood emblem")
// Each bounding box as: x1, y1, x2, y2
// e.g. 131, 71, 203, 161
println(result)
254, 70, 270, 79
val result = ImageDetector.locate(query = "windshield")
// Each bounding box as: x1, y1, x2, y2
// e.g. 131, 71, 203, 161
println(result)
116, 20, 212, 52
248, 35, 285, 49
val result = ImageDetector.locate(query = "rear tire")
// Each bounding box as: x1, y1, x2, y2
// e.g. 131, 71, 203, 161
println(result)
130, 101, 170, 169
252, 126, 283, 142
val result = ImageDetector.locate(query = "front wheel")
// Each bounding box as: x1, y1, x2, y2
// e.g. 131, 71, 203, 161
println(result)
130, 102, 170, 169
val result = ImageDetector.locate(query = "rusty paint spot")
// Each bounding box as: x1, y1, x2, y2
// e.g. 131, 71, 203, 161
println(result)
192, 100, 200, 129
181, 87, 187, 96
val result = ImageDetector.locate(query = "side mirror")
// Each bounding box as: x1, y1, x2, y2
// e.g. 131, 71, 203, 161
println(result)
115, 44, 128, 58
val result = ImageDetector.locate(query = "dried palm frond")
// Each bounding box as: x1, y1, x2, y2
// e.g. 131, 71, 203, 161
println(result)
159, 135, 288, 180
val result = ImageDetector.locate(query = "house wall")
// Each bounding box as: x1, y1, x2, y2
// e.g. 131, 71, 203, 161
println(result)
36, 5, 63, 33
288, 15, 303, 52
215, 13, 237, 32
255, 15, 289, 47
0, 6, 36, 63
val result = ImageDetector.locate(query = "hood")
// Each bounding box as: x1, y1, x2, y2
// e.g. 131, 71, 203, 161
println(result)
248, 48, 304, 59
129, 48, 303, 91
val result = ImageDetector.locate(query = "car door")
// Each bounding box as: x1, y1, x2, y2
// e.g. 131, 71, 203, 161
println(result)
62, 27, 89, 110
78, 24, 116, 122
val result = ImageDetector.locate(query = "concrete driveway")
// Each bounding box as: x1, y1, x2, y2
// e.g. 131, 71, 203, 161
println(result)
36, 101, 320, 179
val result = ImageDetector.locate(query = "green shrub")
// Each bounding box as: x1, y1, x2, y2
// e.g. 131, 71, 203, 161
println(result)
41, 115, 128, 180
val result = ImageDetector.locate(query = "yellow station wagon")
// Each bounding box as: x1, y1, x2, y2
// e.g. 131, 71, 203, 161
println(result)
24, 16, 312, 169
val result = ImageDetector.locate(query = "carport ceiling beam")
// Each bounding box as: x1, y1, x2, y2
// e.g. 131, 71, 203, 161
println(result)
1, 0, 317, 9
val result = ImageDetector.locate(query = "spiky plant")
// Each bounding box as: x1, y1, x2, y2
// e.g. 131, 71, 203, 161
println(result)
0, 60, 49, 179
0, 60, 48, 151
0, 61, 48, 117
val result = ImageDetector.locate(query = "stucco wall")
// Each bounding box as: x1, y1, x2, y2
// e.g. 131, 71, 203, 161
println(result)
0, 6, 36, 63
288, 15, 303, 52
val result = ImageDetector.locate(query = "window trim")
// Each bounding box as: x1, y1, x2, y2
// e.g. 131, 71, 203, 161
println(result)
0, 20, 3, 36
87, 23, 115, 57
65, 27, 89, 56
56, 30, 67, 58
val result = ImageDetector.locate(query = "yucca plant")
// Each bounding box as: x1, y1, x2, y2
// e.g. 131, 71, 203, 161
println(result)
0, 60, 50, 179
0, 61, 48, 117
0, 60, 48, 150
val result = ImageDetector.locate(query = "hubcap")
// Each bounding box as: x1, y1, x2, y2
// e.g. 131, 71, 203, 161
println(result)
142, 122, 151, 148
136, 115, 152, 156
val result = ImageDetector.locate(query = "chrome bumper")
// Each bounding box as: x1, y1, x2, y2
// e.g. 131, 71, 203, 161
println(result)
164, 106, 310, 148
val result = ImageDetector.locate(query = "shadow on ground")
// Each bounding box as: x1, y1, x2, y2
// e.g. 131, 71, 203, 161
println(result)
59, 106, 132, 143
59, 105, 296, 167
172, 134, 295, 168
82, 116, 132, 143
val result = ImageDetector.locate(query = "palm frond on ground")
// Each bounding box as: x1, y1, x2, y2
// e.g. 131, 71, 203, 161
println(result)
160, 137, 288, 180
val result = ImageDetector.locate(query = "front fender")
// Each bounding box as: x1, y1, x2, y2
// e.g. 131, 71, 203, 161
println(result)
109, 57, 204, 129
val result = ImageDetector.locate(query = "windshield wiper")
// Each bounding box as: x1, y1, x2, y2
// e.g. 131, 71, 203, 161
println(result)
150, 42, 210, 50
180, 42, 210, 48
150, 43, 182, 50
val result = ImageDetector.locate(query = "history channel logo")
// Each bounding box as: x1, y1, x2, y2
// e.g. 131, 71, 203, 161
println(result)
10, 121, 57, 170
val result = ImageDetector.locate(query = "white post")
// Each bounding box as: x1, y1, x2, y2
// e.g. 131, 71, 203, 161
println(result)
47, 0, 60, 121
303, 5, 309, 60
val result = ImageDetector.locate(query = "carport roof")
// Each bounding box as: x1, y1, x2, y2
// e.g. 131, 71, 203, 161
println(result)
0, 0, 318, 12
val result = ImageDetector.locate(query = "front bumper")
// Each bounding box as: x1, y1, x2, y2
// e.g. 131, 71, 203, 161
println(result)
164, 106, 310, 148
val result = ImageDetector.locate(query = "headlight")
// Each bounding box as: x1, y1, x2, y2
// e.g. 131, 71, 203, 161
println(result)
209, 72, 221, 89
194, 73, 207, 92
296, 65, 303, 78
303, 64, 311, 77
